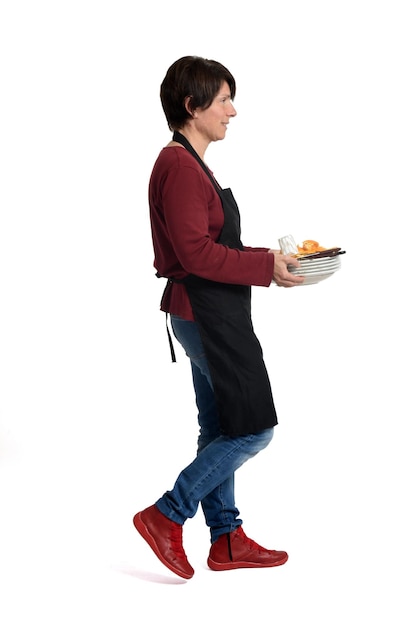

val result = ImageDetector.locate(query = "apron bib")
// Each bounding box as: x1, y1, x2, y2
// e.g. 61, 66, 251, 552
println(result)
166, 132, 278, 436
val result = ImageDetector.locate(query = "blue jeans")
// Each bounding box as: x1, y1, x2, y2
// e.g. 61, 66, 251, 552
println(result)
155, 315, 274, 543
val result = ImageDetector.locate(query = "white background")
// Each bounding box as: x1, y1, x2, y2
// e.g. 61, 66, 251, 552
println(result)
1, 1, 416, 624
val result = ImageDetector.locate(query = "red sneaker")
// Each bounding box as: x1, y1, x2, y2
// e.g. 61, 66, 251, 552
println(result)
207, 526, 288, 571
133, 505, 194, 579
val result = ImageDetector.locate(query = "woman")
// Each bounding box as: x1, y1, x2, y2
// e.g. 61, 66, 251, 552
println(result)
133, 56, 304, 580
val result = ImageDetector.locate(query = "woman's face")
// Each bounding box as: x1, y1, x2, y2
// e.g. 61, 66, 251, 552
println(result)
194, 81, 237, 142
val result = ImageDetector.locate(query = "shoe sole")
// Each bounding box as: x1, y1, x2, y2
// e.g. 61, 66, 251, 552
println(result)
207, 553, 289, 571
133, 512, 194, 580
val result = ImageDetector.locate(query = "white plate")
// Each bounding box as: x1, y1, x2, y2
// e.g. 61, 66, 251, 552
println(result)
289, 266, 340, 276
292, 263, 341, 274
296, 271, 339, 286
297, 257, 341, 268
291, 259, 340, 272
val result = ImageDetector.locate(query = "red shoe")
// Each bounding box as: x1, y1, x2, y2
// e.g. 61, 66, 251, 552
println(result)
207, 526, 288, 571
133, 505, 194, 579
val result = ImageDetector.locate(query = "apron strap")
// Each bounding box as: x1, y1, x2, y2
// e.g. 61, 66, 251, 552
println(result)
172, 131, 222, 198
156, 273, 177, 363
165, 312, 177, 363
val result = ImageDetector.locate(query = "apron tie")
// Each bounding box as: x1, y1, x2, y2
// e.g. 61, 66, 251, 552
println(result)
165, 312, 176, 363
156, 273, 177, 363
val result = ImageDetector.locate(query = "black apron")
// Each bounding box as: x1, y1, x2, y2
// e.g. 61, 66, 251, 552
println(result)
163, 131, 278, 437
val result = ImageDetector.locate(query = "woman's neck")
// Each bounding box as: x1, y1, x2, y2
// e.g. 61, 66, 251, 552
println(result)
175, 127, 209, 161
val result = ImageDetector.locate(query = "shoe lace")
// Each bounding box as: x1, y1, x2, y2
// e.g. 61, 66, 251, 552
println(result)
236, 527, 267, 553
169, 523, 187, 558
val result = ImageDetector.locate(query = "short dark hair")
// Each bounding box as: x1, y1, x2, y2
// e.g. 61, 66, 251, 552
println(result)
160, 56, 236, 131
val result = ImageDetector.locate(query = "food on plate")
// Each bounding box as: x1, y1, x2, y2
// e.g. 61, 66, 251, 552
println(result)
278, 235, 344, 259
296, 240, 327, 255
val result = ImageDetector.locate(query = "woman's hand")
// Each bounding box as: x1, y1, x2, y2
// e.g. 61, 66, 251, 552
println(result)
269, 250, 305, 287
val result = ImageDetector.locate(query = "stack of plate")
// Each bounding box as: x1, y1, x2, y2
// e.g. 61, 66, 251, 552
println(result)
289, 253, 342, 286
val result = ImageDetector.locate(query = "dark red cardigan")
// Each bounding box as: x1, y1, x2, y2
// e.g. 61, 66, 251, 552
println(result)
149, 146, 274, 320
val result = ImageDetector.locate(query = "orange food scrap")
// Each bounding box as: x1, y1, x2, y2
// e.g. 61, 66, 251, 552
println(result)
297, 240, 327, 255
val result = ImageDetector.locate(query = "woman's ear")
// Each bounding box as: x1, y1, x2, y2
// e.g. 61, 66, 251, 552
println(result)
184, 96, 196, 118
